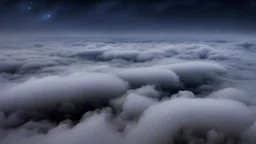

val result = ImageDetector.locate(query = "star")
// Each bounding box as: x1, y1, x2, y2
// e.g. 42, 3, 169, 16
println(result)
43, 14, 52, 20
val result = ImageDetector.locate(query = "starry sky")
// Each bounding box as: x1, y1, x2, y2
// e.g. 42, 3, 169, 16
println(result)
1, 0, 256, 33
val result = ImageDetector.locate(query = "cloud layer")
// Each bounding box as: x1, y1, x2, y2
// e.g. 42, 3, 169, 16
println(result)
0, 37, 255, 144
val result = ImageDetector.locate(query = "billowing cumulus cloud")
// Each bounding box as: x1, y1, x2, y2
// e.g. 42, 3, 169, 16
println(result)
121, 93, 157, 118
209, 88, 255, 105
116, 67, 180, 89
158, 61, 227, 87
126, 98, 255, 144
0, 37, 255, 144
0, 73, 128, 111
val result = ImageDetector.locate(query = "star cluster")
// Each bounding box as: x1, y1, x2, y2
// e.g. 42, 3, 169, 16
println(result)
26, 1, 52, 20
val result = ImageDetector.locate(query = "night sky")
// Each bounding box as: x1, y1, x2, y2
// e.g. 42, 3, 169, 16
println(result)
1, 0, 256, 33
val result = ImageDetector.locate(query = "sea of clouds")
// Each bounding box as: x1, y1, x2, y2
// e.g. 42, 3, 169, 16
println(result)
0, 36, 255, 144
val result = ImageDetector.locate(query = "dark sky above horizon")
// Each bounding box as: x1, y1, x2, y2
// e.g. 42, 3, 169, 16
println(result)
1, 0, 256, 33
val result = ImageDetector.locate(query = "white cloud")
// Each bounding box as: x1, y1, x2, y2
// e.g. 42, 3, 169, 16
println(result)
116, 67, 180, 89
0, 73, 128, 111
130, 85, 160, 99
160, 61, 227, 87
126, 98, 255, 144
99, 50, 139, 61
121, 93, 157, 118
209, 87, 255, 105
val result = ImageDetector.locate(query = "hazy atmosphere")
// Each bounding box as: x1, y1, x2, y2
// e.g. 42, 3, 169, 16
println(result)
0, 0, 256, 144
